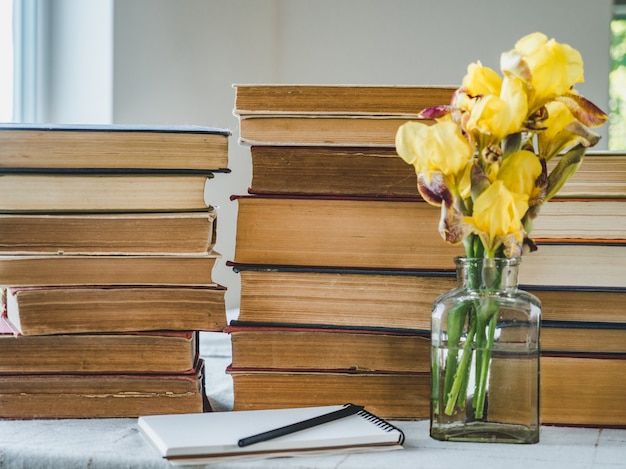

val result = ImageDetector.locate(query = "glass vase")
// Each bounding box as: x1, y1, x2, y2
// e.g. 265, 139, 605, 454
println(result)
430, 257, 541, 444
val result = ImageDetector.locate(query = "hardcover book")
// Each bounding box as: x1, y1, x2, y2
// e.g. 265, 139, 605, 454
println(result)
0, 359, 208, 419
0, 123, 230, 171
0, 211, 218, 255
3, 285, 226, 336
0, 252, 221, 286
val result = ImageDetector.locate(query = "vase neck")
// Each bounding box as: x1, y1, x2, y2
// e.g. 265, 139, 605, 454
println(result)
456, 257, 520, 292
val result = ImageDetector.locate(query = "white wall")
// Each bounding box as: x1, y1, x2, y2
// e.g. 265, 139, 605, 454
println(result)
44, 0, 113, 123
103, 0, 614, 311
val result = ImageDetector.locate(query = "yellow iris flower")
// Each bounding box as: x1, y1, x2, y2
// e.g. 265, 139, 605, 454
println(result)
461, 62, 502, 97
464, 180, 529, 255
395, 119, 473, 178
465, 75, 528, 144
501, 32, 584, 112
497, 150, 543, 199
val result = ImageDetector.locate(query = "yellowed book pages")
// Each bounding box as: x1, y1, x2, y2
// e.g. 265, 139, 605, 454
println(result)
0, 211, 217, 255
0, 252, 220, 286
5, 285, 226, 335
233, 84, 456, 115
0, 329, 198, 374
237, 268, 454, 330
0, 360, 207, 418
228, 325, 430, 373
239, 116, 431, 147
0, 174, 211, 211
229, 368, 429, 420
0, 124, 229, 169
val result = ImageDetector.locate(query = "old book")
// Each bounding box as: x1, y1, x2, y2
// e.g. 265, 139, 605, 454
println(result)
540, 321, 626, 354
519, 243, 626, 288
0, 251, 220, 286
233, 265, 454, 330
234, 265, 626, 326
248, 146, 419, 197
0, 174, 213, 212
233, 195, 462, 270
233, 265, 626, 328
249, 149, 626, 200
531, 199, 626, 240
3, 285, 226, 336
247, 148, 626, 200
233, 84, 456, 115
534, 287, 626, 323
490, 354, 626, 427
245, 151, 626, 237
0, 359, 208, 419
227, 366, 429, 420
0, 123, 229, 171
0, 211, 217, 255
0, 320, 198, 373
238, 115, 430, 147
227, 323, 430, 373
233, 195, 626, 282
541, 354, 626, 427
139, 404, 404, 464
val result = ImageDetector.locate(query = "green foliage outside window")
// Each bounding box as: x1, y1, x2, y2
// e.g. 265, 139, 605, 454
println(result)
610, 19, 626, 150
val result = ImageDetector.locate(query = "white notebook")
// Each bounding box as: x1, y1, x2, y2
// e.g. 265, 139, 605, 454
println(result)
138, 404, 405, 464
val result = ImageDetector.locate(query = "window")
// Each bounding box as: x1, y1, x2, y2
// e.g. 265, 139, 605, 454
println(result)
0, 0, 14, 121
610, 4, 626, 150
1, 0, 48, 123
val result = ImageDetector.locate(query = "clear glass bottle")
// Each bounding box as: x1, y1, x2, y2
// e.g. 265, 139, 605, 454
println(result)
430, 257, 541, 443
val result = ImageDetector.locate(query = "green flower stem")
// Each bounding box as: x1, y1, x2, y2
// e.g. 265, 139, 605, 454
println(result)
473, 304, 499, 419
444, 317, 477, 416
472, 314, 486, 410
443, 301, 471, 409
441, 259, 503, 420
455, 314, 473, 411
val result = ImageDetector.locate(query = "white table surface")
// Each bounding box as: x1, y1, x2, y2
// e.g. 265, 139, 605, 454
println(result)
1, 417, 625, 469
1, 332, 624, 469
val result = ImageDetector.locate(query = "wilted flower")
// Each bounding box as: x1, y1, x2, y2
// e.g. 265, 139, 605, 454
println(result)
538, 100, 602, 161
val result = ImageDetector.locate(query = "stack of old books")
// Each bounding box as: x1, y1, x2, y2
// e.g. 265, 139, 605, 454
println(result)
525, 155, 626, 427
0, 123, 230, 418
230, 84, 626, 425
229, 85, 458, 419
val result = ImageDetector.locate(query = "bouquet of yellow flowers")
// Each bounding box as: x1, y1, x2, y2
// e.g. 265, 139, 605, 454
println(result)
397, 32, 607, 259
395, 33, 608, 429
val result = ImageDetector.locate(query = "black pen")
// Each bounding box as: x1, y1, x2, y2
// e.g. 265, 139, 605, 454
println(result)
237, 403, 364, 447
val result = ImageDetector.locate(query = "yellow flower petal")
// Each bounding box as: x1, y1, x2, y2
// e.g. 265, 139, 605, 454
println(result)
462, 62, 502, 97
497, 150, 543, 197
465, 76, 527, 142
395, 119, 473, 177
501, 32, 584, 112
464, 180, 528, 252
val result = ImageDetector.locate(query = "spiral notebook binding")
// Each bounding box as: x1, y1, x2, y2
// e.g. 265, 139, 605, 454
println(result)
357, 408, 406, 444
